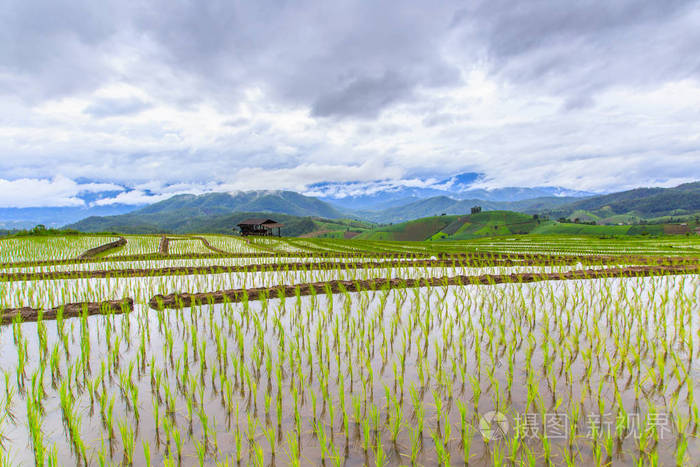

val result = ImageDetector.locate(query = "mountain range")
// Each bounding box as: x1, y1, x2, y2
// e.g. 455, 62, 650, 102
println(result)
60, 181, 700, 234
307, 172, 594, 210
1, 171, 697, 233
65, 191, 344, 234
0, 172, 594, 228
543, 181, 700, 224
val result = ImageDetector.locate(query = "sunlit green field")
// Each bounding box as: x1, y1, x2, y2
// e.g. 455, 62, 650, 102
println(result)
0, 234, 698, 466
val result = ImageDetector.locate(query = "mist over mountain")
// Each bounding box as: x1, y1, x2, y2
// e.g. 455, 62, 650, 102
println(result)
5, 175, 698, 233
543, 182, 700, 223
1, 172, 595, 228
0, 205, 140, 230
66, 190, 345, 233
135, 191, 343, 218
307, 172, 595, 210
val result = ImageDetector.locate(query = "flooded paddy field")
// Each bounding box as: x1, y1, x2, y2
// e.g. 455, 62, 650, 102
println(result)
0, 234, 698, 465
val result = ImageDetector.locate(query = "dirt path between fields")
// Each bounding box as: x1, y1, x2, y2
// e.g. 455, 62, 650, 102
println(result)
0, 258, 539, 282
77, 237, 127, 259
0, 299, 133, 325
1, 248, 696, 269
188, 236, 229, 254
3, 257, 697, 283
159, 236, 169, 254
149, 264, 699, 310
2, 264, 695, 324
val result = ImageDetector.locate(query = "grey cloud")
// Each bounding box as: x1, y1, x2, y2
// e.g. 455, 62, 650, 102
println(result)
2, 0, 700, 115
465, 1, 693, 58
561, 94, 595, 111
1, 0, 463, 116
422, 113, 458, 127
453, 0, 700, 100
0, 0, 699, 197
84, 97, 151, 118
0, 0, 125, 100
138, 0, 464, 117
224, 117, 250, 127
311, 72, 412, 118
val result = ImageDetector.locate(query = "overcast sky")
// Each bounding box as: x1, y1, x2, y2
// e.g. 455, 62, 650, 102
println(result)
1, 0, 700, 207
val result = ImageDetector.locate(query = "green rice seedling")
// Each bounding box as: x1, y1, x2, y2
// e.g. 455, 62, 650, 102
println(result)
172, 427, 183, 462
118, 418, 135, 465
247, 413, 259, 447
195, 438, 207, 466
285, 431, 300, 467
362, 415, 372, 454
151, 397, 161, 442
375, 434, 386, 467
264, 425, 277, 459
388, 395, 403, 446
26, 396, 45, 466
142, 440, 152, 467
234, 427, 243, 464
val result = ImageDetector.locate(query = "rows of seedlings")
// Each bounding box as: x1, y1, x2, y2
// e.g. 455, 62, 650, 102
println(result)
0, 234, 697, 465
2, 259, 636, 310
0, 274, 697, 465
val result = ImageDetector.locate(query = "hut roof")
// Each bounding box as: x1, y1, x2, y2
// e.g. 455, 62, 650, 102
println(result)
237, 218, 279, 226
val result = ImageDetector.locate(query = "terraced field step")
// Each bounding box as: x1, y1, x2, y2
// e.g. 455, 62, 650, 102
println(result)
0, 298, 133, 325
4, 263, 694, 323
0, 251, 433, 268
150, 263, 699, 309
0, 258, 478, 281
77, 236, 127, 259
3, 255, 697, 282
2, 248, 696, 269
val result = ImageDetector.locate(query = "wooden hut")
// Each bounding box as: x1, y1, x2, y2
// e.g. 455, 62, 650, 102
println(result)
236, 218, 283, 237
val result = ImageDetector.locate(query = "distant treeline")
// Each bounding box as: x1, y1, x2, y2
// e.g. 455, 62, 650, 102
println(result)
0, 225, 120, 238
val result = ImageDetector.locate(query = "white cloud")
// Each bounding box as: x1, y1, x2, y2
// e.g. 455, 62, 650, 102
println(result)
91, 190, 172, 206
0, 176, 122, 208
0, 0, 698, 207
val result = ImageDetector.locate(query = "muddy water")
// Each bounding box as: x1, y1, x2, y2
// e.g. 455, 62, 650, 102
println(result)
0, 264, 617, 309
0, 255, 429, 274
0, 274, 698, 465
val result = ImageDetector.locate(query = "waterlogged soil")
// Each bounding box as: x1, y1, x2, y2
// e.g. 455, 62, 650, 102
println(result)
150, 263, 698, 309
1, 256, 409, 274
3, 247, 694, 270
0, 264, 628, 311
0, 299, 133, 324
0, 257, 642, 282
0, 259, 473, 281
0, 251, 429, 269
0, 276, 697, 465
78, 237, 127, 259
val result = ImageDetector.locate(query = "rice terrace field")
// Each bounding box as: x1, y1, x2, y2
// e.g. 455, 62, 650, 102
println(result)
0, 233, 699, 466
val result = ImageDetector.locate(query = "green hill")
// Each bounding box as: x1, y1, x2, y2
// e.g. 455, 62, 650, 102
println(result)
357, 210, 697, 241
546, 182, 700, 221
354, 181, 700, 224
358, 211, 542, 241
137, 190, 343, 218
357, 215, 458, 241
359, 196, 579, 223
66, 190, 347, 234
64, 183, 700, 235
66, 211, 366, 237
